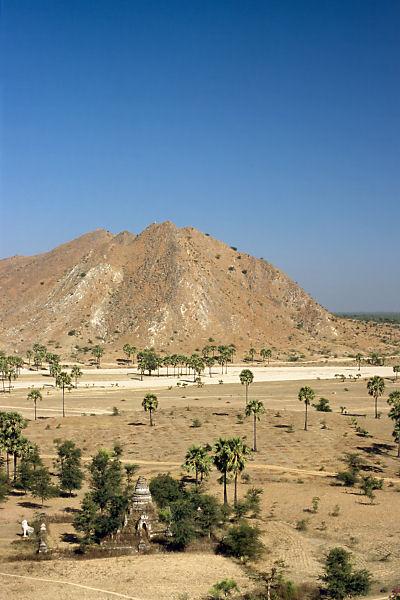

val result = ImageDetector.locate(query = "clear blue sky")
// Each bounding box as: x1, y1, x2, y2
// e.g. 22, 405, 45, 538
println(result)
1, 0, 399, 311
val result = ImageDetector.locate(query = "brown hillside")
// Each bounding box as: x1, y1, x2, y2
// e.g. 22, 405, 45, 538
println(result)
0, 222, 398, 357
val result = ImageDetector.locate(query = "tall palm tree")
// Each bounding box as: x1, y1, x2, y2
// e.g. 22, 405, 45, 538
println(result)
367, 376, 385, 419
56, 372, 72, 418
245, 399, 265, 451
213, 438, 232, 504
28, 389, 42, 421
142, 393, 158, 426
355, 353, 362, 371
239, 369, 254, 404
70, 365, 82, 388
393, 365, 400, 381
387, 391, 400, 458
227, 437, 250, 506
182, 444, 212, 485
49, 361, 61, 382
298, 386, 315, 431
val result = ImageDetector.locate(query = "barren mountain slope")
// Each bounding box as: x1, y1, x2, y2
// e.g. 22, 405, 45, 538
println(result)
0, 222, 398, 356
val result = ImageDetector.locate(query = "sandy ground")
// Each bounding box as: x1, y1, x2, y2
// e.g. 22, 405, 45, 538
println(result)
1, 373, 399, 599
8, 363, 395, 392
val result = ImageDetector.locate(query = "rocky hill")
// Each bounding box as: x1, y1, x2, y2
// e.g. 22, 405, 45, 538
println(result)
0, 222, 398, 358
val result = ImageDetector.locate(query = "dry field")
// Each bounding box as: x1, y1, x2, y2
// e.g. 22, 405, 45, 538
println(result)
1, 368, 399, 599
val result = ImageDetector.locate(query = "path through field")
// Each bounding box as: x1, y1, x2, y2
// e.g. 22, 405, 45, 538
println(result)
0, 572, 141, 599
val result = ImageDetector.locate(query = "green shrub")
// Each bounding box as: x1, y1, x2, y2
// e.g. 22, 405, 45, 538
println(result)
218, 522, 264, 561
313, 398, 332, 412
149, 474, 183, 508
321, 547, 372, 599
336, 470, 358, 487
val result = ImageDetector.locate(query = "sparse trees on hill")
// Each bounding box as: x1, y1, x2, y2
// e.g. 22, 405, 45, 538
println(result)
298, 386, 315, 431
27, 388, 42, 420
142, 393, 158, 426
367, 376, 385, 418
245, 399, 265, 451
239, 369, 254, 404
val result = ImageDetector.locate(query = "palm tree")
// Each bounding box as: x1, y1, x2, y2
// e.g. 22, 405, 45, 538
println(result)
227, 437, 251, 506
28, 389, 42, 421
91, 345, 104, 368
239, 369, 254, 404
245, 399, 265, 451
393, 365, 400, 381
298, 386, 315, 431
367, 376, 385, 419
163, 355, 171, 376
70, 365, 82, 388
248, 347, 257, 365
142, 393, 158, 426
355, 353, 363, 371
56, 372, 72, 418
183, 444, 212, 485
205, 357, 215, 377
387, 391, 400, 458
260, 348, 272, 365
213, 438, 232, 504
216, 355, 225, 375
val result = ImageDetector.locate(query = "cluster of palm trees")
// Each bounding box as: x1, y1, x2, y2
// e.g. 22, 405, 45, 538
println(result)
0, 411, 35, 482
0, 353, 23, 393
183, 437, 251, 506
244, 347, 272, 365
366, 376, 400, 456
123, 344, 237, 381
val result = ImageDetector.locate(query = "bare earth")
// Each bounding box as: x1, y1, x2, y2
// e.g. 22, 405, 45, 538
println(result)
1, 365, 399, 599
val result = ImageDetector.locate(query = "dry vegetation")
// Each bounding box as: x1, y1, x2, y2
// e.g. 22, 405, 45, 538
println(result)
1, 370, 400, 599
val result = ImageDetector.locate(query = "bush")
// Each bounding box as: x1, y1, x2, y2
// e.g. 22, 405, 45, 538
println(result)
321, 547, 372, 599
208, 579, 239, 599
149, 474, 183, 508
296, 519, 309, 531
313, 398, 332, 412
218, 522, 265, 561
336, 470, 358, 487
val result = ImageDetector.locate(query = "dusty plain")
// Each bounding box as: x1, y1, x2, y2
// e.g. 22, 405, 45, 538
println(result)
0, 364, 399, 599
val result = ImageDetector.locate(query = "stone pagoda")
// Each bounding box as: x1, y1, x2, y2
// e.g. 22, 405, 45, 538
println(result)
111, 476, 159, 552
